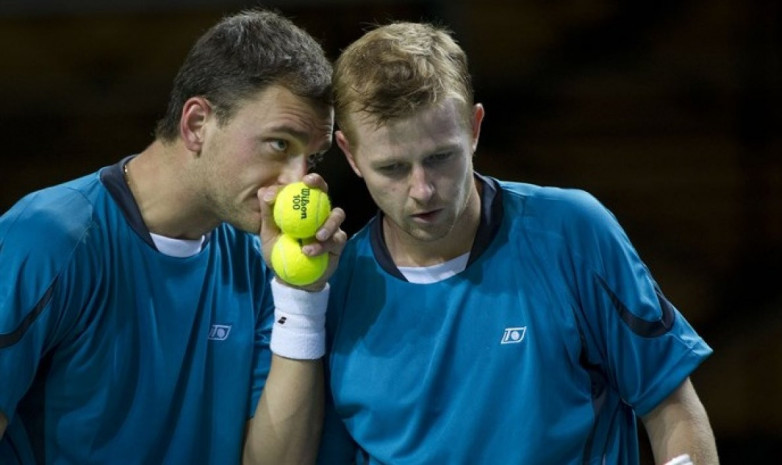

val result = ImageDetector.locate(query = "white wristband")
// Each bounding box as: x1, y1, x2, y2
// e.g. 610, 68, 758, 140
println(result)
663, 454, 693, 465
269, 279, 329, 360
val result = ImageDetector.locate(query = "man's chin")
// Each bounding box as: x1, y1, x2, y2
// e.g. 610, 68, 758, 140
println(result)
229, 215, 261, 235
406, 223, 451, 243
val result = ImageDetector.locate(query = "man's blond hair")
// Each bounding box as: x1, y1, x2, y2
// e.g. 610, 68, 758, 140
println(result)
334, 22, 474, 143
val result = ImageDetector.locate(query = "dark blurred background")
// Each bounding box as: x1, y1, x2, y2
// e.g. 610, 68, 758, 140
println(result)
0, 0, 779, 462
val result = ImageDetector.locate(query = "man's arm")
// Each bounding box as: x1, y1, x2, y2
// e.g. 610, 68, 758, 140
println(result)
641, 377, 719, 465
243, 356, 324, 465
0, 410, 7, 439
242, 177, 345, 465
241, 279, 329, 465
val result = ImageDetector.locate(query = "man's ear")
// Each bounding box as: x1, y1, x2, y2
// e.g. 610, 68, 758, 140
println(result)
180, 97, 211, 153
336, 130, 363, 178
470, 103, 485, 153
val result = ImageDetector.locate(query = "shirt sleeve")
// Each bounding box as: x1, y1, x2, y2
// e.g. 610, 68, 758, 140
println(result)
0, 191, 98, 422
565, 190, 713, 416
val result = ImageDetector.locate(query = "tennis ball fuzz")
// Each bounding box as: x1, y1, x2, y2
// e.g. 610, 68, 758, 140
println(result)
273, 182, 331, 238
271, 234, 328, 286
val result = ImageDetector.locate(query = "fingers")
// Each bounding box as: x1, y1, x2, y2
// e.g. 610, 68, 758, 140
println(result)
257, 186, 282, 246
302, 207, 347, 256
297, 206, 347, 290
315, 206, 346, 241
301, 227, 347, 290
300, 172, 328, 192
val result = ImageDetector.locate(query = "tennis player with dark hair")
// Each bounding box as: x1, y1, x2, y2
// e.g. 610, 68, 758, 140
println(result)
0, 9, 346, 465
317, 22, 719, 465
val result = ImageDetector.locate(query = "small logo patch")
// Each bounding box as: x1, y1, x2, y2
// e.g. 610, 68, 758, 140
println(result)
208, 324, 232, 341
501, 326, 527, 344
277, 316, 287, 325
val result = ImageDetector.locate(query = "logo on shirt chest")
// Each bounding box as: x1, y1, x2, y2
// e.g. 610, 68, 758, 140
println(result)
501, 326, 527, 344
208, 324, 232, 341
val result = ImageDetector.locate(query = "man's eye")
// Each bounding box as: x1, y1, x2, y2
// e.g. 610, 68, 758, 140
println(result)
427, 152, 452, 164
378, 163, 404, 174
270, 140, 288, 152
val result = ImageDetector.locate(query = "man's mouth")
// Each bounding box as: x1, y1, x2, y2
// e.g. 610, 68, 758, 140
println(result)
411, 209, 441, 222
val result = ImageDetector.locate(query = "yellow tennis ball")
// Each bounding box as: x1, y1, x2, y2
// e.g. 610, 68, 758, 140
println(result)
273, 182, 331, 238
271, 234, 328, 286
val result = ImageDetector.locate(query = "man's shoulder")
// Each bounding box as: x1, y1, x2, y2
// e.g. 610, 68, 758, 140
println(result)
497, 179, 594, 207
490, 178, 624, 252
496, 179, 609, 223
1, 172, 105, 247
0, 172, 108, 319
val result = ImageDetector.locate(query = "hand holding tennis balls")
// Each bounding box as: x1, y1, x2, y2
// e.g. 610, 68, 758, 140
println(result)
271, 182, 332, 286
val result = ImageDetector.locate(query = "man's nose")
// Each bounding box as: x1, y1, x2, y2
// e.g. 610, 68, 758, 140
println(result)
409, 165, 434, 202
278, 156, 309, 185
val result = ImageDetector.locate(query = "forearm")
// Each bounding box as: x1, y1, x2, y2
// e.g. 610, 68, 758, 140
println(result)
243, 355, 324, 465
647, 412, 718, 464
642, 379, 719, 465
243, 279, 328, 465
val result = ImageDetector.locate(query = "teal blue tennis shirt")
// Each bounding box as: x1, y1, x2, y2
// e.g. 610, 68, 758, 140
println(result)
318, 175, 712, 464
1, 158, 274, 464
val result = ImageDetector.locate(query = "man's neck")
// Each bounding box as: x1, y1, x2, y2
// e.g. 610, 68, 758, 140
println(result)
126, 141, 218, 240
384, 180, 482, 267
